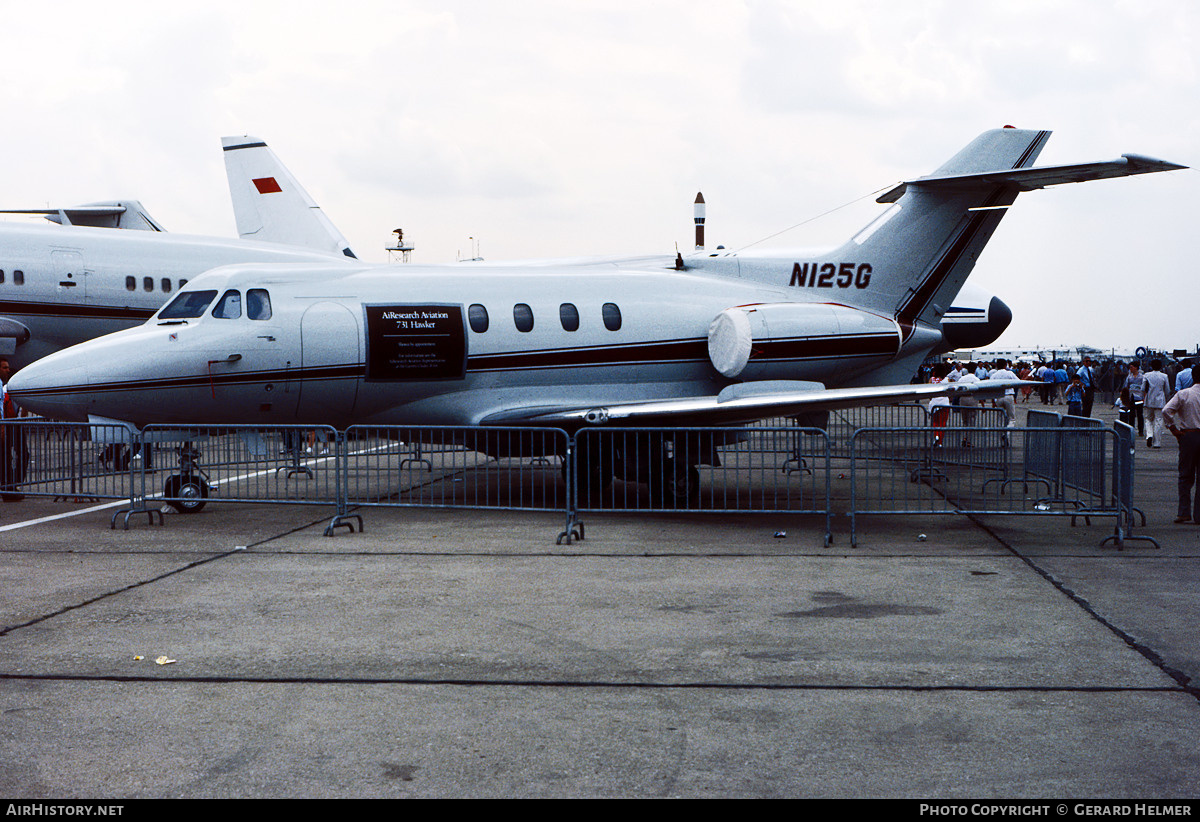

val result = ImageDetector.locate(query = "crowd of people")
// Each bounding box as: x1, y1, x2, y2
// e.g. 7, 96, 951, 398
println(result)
915, 355, 1196, 436
916, 354, 1200, 526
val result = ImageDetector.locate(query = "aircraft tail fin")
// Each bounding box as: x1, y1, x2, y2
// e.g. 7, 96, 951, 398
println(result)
221, 136, 358, 259
702, 127, 1184, 353
837, 128, 1183, 337
858, 127, 1051, 336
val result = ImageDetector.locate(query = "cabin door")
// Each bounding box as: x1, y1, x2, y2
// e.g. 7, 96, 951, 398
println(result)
298, 301, 361, 423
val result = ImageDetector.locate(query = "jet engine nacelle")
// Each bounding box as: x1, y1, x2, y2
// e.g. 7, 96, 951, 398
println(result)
707, 302, 902, 381
0, 318, 31, 355
938, 294, 1013, 353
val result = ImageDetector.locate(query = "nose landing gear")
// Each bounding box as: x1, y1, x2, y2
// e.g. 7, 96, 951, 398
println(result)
163, 443, 211, 513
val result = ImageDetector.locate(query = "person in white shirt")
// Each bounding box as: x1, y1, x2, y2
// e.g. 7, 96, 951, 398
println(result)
1143, 359, 1172, 448
988, 358, 1019, 427
957, 362, 981, 446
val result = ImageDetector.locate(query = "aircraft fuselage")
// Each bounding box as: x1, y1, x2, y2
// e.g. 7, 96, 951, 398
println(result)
10, 258, 928, 429
0, 222, 351, 367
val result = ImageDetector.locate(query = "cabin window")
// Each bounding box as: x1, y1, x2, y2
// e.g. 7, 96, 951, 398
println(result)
125, 276, 136, 291
143, 277, 154, 292
602, 303, 622, 331
159, 290, 217, 319
559, 303, 579, 332
247, 289, 272, 320
0, 270, 5, 284
513, 303, 534, 333
13, 270, 23, 286
180, 279, 188, 288
212, 289, 242, 319
161, 278, 172, 293
468, 304, 489, 333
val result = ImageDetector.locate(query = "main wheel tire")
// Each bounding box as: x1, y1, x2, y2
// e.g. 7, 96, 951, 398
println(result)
652, 457, 700, 508
666, 462, 701, 507
164, 474, 209, 513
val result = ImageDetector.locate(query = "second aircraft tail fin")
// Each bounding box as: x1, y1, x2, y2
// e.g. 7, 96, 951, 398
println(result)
221, 136, 358, 259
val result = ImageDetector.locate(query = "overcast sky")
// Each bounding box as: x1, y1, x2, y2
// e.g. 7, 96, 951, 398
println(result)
2, 0, 1195, 353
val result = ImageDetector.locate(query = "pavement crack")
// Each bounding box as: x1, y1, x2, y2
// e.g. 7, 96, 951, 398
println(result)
964, 511, 1200, 705
0, 512, 338, 637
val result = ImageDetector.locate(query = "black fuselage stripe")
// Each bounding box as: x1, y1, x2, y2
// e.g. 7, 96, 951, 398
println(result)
895, 130, 1048, 331
14, 332, 904, 399
0, 301, 156, 321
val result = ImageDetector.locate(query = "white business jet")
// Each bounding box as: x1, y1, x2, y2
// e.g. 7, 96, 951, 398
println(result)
9, 127, 1185, 498
0, 137, 356, 366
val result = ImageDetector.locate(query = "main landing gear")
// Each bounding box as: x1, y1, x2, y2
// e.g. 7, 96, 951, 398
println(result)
573, 431, 705, 508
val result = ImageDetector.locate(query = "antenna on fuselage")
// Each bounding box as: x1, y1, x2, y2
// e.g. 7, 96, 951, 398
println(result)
457, 236, 483, 262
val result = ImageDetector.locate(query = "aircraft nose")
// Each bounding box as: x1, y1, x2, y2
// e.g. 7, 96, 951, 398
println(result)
7, 349, 92, 421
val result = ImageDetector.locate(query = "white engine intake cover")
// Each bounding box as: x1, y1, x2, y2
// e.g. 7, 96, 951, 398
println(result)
707, 303, 901, 378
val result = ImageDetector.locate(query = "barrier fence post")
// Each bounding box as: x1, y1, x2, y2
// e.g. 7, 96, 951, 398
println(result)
557, 434, 582, 545
1101, 421, 1158, 549
325, 428, 361, 536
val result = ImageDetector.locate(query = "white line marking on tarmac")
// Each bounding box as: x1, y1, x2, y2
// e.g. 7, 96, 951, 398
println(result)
0, 499, 129, 532
0, 442, 396, 532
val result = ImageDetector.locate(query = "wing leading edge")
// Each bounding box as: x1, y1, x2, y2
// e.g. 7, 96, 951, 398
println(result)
877, 153, 1187, 203
482, 379, 1035, 427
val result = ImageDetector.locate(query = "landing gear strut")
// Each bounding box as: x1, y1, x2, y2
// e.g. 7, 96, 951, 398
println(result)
163, 443, 211, 513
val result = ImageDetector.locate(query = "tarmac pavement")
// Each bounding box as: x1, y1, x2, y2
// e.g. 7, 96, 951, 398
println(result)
1, 404, 1198, 799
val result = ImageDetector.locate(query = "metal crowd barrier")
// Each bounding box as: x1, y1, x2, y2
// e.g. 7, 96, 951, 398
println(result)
570, 427, 832, 546
340, 425, 572, 538
762, 404, 929, 458
0, 420, 140, 503
1106, 422, 1154, 548
848, 423, 1150, 549
108, 424, 344, 530
0, 415, 1153, 548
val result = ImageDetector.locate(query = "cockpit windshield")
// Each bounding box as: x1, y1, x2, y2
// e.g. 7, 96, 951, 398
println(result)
212, 290, 242, 319
158, 290, 218, 320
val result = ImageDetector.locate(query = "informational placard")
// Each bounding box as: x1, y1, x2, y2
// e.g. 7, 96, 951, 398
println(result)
364, 303, 466, 381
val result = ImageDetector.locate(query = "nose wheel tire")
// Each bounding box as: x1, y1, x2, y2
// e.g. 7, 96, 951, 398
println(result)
164, 474, 209, 513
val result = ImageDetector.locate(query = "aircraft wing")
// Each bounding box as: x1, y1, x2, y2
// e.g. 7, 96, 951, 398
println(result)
482, 379, 1034, 427
877, 153, 1188, 203
0, 317, 31, 355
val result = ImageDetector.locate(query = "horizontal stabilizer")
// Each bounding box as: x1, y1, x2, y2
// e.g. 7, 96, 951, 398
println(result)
877, 154, 1187, 203
484, 380, 1036, 427
0, 200, 165, 230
